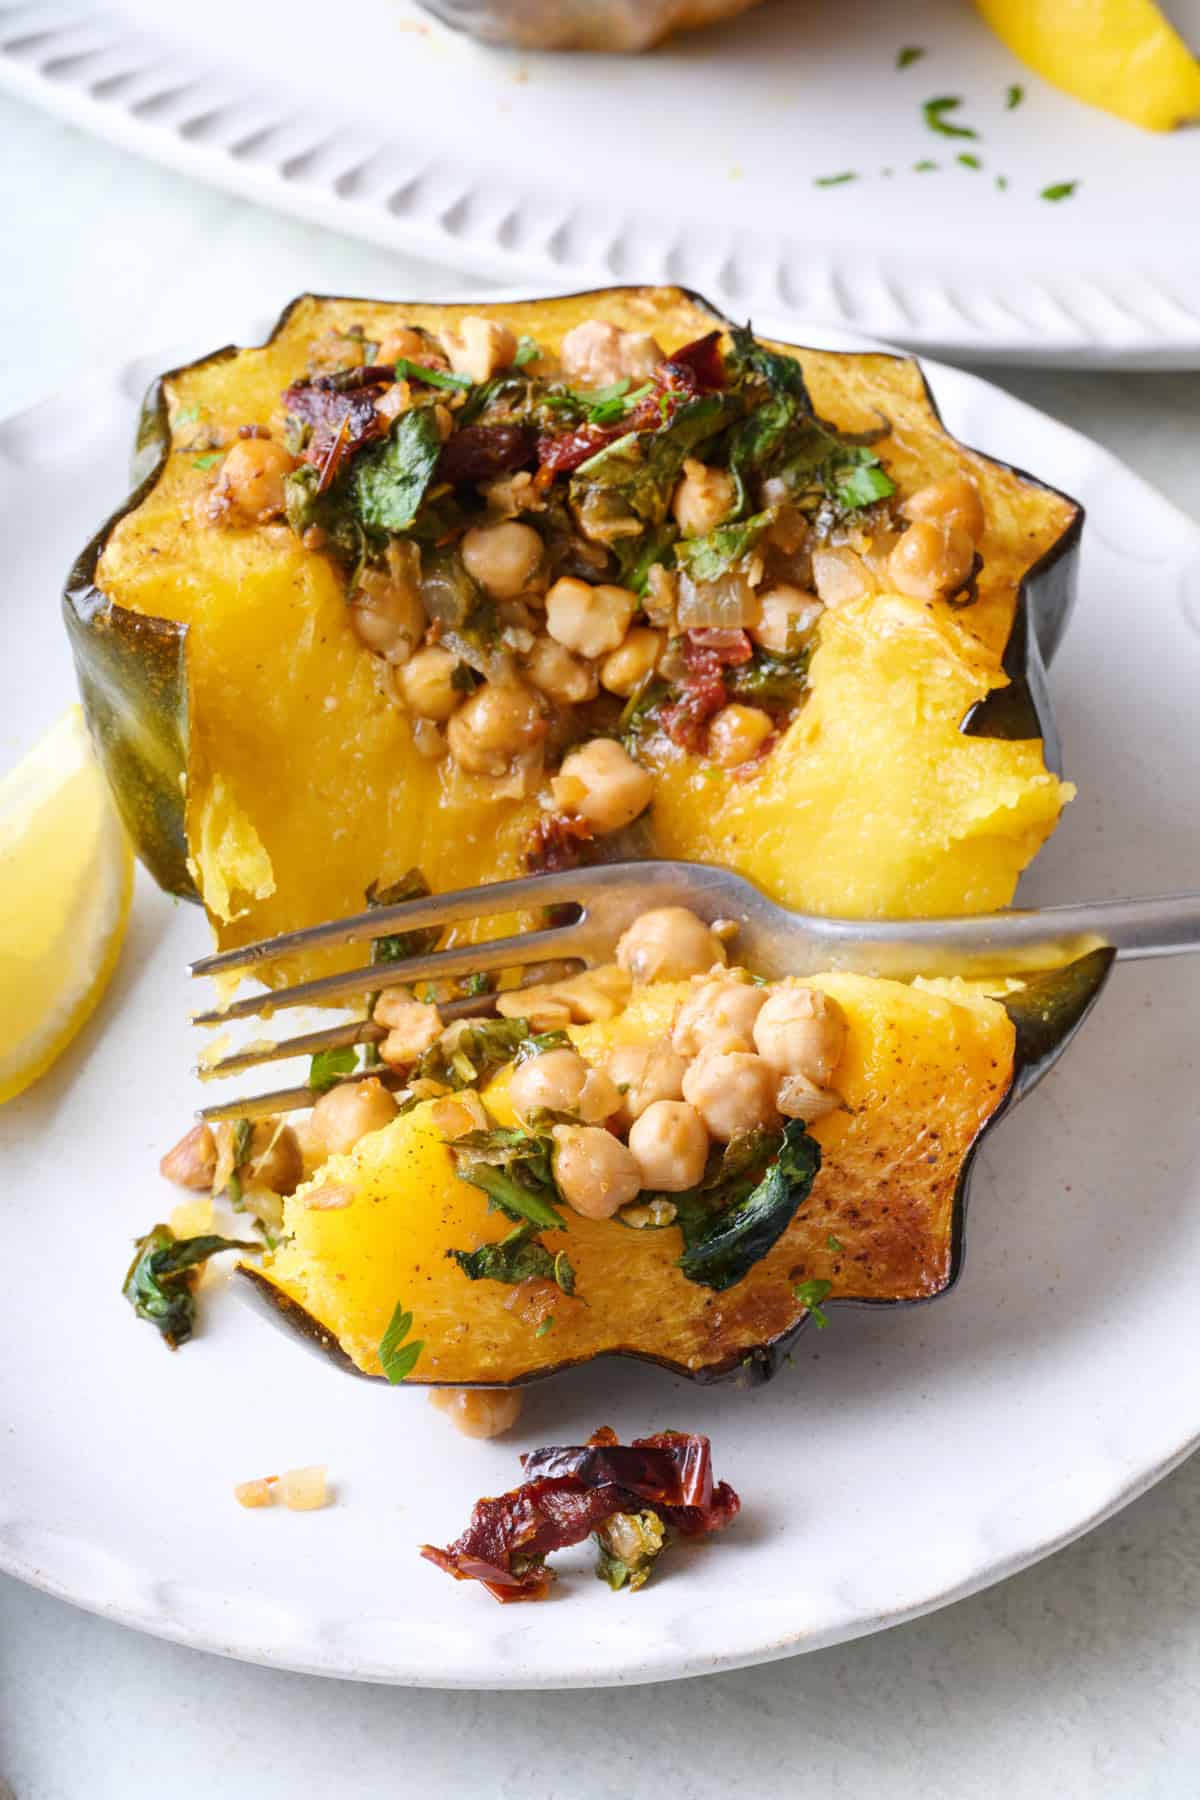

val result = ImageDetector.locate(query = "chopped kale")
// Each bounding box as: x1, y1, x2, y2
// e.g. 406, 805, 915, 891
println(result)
353, 407, 443, 535
367, 867, 440, 965
569, 391, 738, 527
451, 1124, 568, 1232
123, 1225, 259, 1350
725, 646, 811, 706
394, 358, 472, 392
675, 1119, 822, 1292
449, 1222, 575, 1292
674, 510, 774, 584
412, 1016, 539, 1092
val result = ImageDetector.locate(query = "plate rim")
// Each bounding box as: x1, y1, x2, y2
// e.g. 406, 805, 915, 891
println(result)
4, 0, 1200, 371
3, 308, 1200, 1687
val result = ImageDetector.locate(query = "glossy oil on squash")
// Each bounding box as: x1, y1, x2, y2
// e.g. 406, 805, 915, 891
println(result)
77, 288, 1080, 982
252, 974, 1016, 1384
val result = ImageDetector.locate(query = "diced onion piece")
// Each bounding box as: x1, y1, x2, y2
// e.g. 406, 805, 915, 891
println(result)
676, 571, 762, 631
233, 1477, 276, 1509
170, 1196, 214, 1238
279, 1465, 330, 1511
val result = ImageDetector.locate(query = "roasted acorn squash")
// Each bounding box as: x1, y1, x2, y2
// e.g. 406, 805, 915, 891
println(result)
66, 287, 1081, 987
242, 950, 1111, 1385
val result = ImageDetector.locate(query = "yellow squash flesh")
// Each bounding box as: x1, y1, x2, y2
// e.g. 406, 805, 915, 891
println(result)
253, 974, 1016, 1383
92, 289, 1078, 982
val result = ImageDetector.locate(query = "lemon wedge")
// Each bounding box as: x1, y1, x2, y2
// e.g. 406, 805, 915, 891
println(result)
0, 705, 134, 1103
976, 0, 1200, 130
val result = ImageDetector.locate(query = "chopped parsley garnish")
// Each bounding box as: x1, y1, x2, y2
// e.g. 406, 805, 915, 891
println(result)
191, 451, 222, 471
1006, 83, 1024, 110
826, 1232, 844, 1253
896, 45, 925, 69
512, 335, 540, 367
922, 96, 978, 139
814, 171, 859, 187
957, 152, 983, 171
914, 159, 940, 172
463, 970, 496, 997
1041, 181, 1078, 203
309, 1045, 359, 1093
393, 357, 472, 392
353, 407, 443, 534
172, 404, 202, 428
535, 1316, 555, 1338
995, 174, 1009, 191
793, 1276, 834, 1328
367, 868, 440, 965
378, 1299, 424, 1382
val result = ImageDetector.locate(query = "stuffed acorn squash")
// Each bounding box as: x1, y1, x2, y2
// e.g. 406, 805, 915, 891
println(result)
237, 919, 1113, 1386
67, 287, 1080, 988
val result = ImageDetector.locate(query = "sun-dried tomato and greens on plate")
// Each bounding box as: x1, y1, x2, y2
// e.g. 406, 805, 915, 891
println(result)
70, 285, 1099, 1600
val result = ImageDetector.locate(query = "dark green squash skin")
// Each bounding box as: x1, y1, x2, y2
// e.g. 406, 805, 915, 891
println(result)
237, 948, 1115, 1388
62, 286, 1083, 901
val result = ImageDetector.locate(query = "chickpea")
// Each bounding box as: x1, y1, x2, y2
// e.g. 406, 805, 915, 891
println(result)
606, 1041, 688, 1131
446, 680, 545, 776
508, 1047, 620, 1126
628, 1101, 709, 1192
672, 974, 767, 1057
553, 738, 654, 836
887, 519, 976, 602
545, 578, 637, 660
681, 1050, 780, 1143
751, 584, 823, 656
707, 703, 773, 769
160, 1122, 216, 1190
672, 458, 736, 538
217, 437, 295, 523
777, 1074, 841, 1123
397, 646, 462, 722
551, 1124, 643, 1219
904, 471, 985, 544
461, 521, 543, 600
811, 546, 874, 608
559, 319, 663, 389
243, 1120, 303, 1195
752, 984, 847, 1085
374, 991, 443, 1066
350, 567, 426, 665
429, 1386, 524, 1439
444, 315, 517, 385
377, 325, 437, 365
616, 907, 727, 985
599, 627, 665, 698
524, 634, 598, 705
309, 1077, 398, 1160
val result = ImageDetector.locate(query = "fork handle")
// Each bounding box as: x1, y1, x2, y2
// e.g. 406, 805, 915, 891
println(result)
815, 892, 1200, 976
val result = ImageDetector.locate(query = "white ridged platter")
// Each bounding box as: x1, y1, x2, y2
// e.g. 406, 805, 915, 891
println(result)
1, 311, 1200, 1686
4, 0, 1200, 366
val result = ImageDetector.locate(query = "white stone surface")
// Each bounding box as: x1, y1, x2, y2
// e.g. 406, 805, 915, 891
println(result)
2, 88, 1199, 1800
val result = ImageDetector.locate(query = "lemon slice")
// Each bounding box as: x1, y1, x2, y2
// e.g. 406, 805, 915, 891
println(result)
0, 705, 134, 1104
976, 0, 1200, 131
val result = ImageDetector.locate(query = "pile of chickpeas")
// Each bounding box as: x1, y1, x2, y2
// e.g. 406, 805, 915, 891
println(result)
207, 311, 988, 833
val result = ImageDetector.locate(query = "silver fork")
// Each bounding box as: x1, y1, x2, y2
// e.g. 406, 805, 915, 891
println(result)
190, 861, 1200, 1120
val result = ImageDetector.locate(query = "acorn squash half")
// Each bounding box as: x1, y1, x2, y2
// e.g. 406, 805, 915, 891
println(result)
64, 287, 1081, 986
241, 950, 1112, 1386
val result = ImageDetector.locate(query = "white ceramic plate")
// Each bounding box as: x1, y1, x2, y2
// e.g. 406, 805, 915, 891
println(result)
2, 309, 1200, 1690
4, 0, 1200, 367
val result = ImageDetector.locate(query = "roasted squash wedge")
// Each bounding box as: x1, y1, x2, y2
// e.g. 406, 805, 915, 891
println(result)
242, 950, 1112, 1385
66, 287, 1081, 986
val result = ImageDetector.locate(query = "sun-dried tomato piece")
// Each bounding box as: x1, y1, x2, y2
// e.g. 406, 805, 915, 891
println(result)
521, 1432, 713, 1509
439, 422, 536, 487
687, 627, 754, 665
283, 376, 388, 478
535, 422, 624, 478
421, 1429, 739, 1603
525, 811, 594, 875
661, 330, 727, 393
